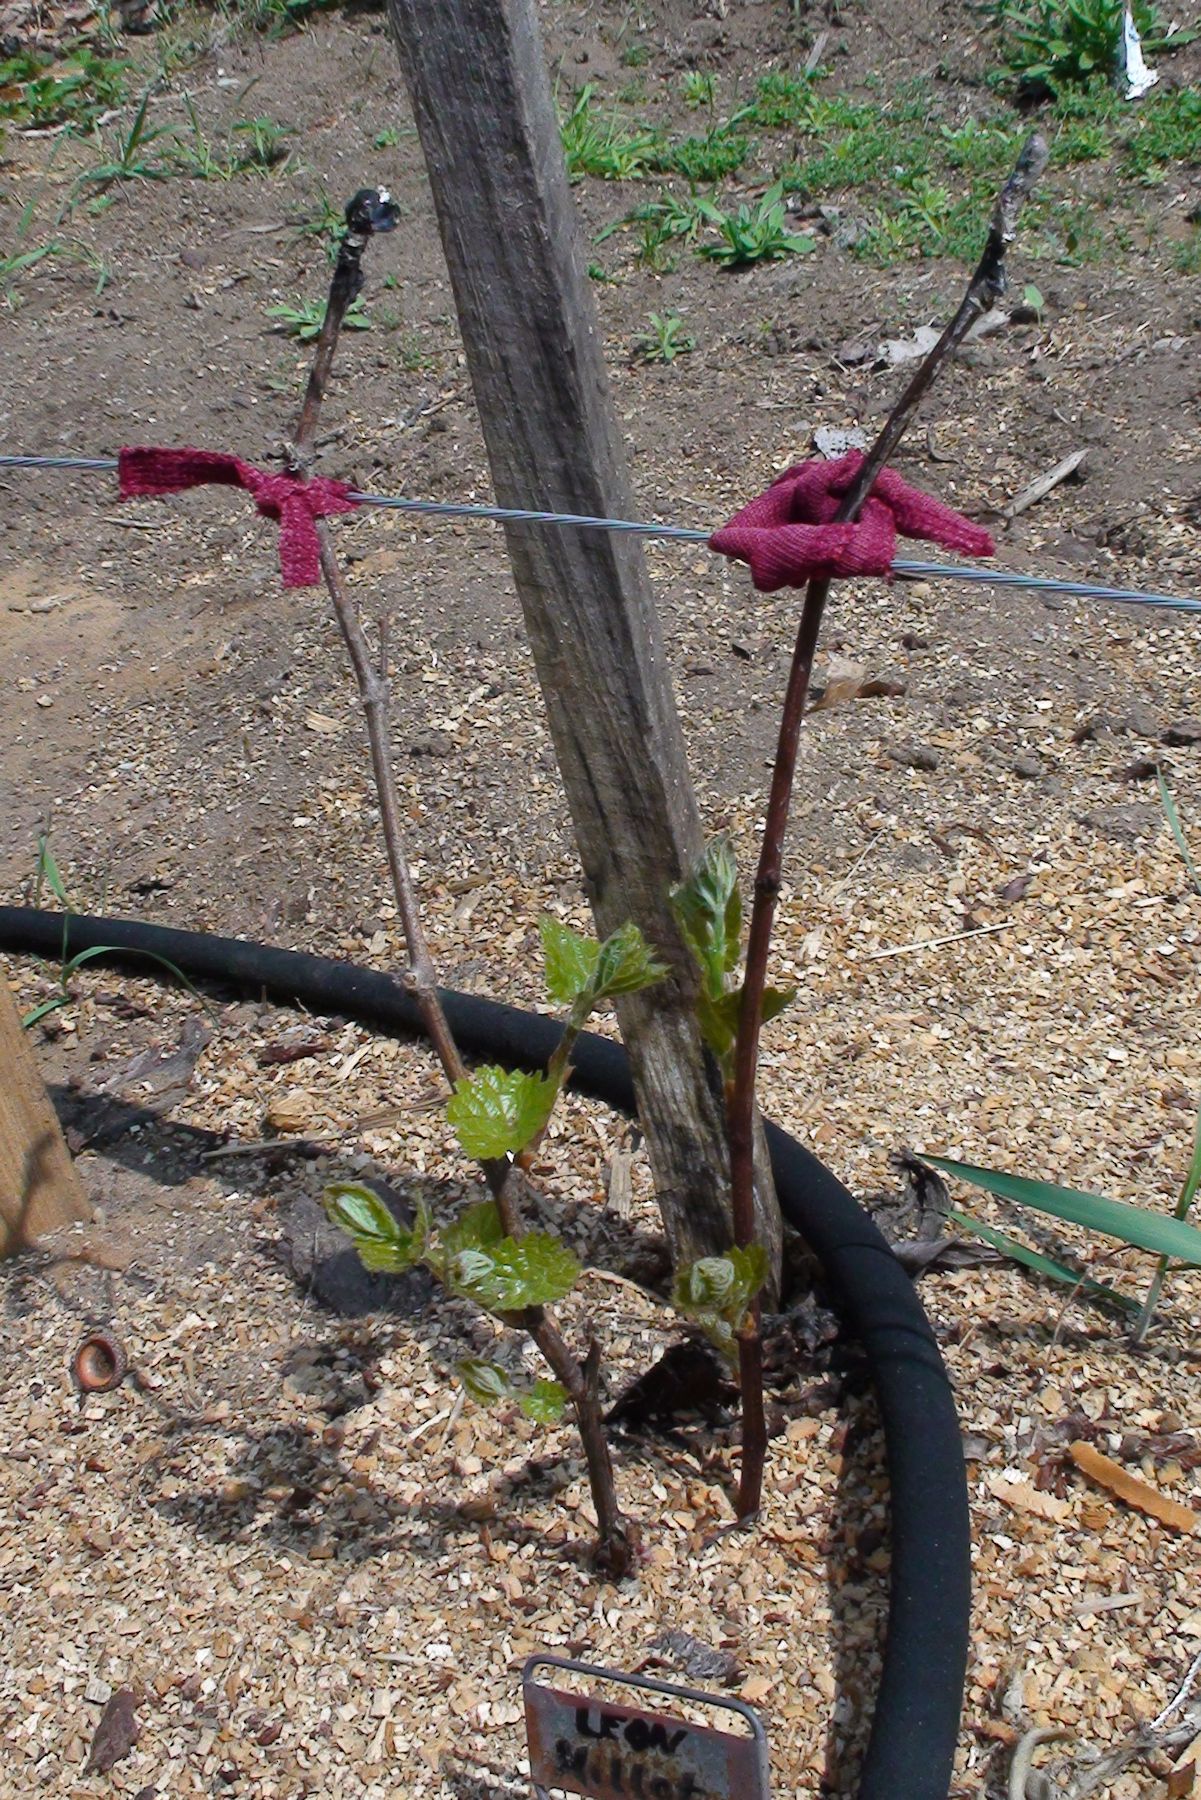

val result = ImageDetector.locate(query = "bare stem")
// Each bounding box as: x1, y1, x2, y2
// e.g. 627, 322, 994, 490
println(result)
293, 187, 400, 464
726, 135, 1047, 1522
315, 529, 467, 1087
295, 192, 633, 1572
529, 1319, 636, 1576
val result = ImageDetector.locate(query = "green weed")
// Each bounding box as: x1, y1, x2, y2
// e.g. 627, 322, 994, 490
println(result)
648, 126, 750, 184
633, 310, 695, 363
930, 1149, 1201, 1336
0, 49, 132, 131
681, 71, 717, 111
1121, 88, 1201, 182
76, 89, 174, 191
932, 776, 1201, 1338
694, 182, 815, 268
992, 0, 1196, 94
172, 99, 292, 179
1173, 230, 1201, 276
560, 85, 657, 181
267, 294, 372, 340
290, 188, 346, 259
23, 836, 206, 1028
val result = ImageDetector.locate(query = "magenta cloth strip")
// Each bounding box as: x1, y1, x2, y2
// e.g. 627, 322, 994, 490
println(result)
709, 451, 995, 591
118, 446, 360, 586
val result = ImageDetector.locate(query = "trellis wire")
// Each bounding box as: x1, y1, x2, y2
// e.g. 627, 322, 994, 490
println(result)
0, 452, 1196, 614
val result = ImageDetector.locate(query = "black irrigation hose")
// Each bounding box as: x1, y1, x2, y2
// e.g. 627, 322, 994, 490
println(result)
0, 906, 970, 1800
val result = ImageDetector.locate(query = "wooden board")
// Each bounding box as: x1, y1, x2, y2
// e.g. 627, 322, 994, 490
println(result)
0, 976, 90, 1255
386, 0, 781, 1288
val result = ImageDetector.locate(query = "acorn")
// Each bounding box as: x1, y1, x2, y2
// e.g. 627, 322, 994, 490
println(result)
72, 1331, 128, 1394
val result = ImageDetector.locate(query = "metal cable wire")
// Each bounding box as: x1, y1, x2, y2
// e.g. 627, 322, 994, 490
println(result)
1, 452, 1197, 613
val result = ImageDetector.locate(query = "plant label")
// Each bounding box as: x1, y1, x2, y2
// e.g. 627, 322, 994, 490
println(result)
523, 1656, 770, 1800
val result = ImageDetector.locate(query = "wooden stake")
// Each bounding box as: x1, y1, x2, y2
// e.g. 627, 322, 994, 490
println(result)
386, 0, 782, 1293
0, 978, 90, 1256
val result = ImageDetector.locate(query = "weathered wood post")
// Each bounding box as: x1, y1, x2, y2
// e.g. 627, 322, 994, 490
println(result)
385, 0, 781, 1291
0, 978, 90, 1255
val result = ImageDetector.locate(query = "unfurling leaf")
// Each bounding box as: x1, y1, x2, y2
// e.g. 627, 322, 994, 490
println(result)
672, 1243, 770, 1361
540, 915, 601, 1005
670, 838, 742, 1000
447, 1066, 558, 1160
696, 989, 740, 1064
679, 1254, 739, 1309
541, 915, 667, 1016
457, 1357, 515, 1405
323, 1181, 425, 1273
447, 1232, 582, 1312
442, 1199, 504, 1259
520, 1378, 570, 1424
590, 921, 669, 1003
760, 985, 795, 1026
696, 982, 796, 1067
457, 1361, 569, 1425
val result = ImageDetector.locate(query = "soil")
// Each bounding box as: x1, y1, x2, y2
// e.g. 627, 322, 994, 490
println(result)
2, 1, 1201, 1797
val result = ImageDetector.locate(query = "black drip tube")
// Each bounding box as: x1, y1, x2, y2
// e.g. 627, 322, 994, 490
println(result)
0, 906, 970, 1800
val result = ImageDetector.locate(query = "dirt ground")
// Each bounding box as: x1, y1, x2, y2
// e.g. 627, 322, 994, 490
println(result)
2, 0, 1201, 1795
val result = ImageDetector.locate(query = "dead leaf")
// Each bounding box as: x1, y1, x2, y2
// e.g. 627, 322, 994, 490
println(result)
651, 1629, 743, 1687
971, 1718, 1020, 1745
1068, 1440, 1200, 1533
987, 1475, 1070, 1521
304, 710, 340, 734
87, 1688, 139, 1774
879, 324, 941, 367
265, 1092, 315, 1133
813, 424, 868, 459
998, 874, 1033, 903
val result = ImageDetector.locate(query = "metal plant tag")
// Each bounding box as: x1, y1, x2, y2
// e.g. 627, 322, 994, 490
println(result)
523, 1655, 770, 1800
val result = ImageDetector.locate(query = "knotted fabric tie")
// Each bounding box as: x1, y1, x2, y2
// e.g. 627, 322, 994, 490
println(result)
709, 450, 995, 592
118, 446, 360, 587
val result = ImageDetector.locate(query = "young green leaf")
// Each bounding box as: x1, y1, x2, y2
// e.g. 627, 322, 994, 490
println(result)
519, 1378, 570, 1424
447, 1066, 558, 1160
447, 1232, 582, 1311
36, 835, 72, 909
457, 1357, 515, 1405
324, 1181, 425, 1273
927, 1156, 1201, 1265
441, 1199, 505, 1259
590, 921, 669, 1003
540, 915, 601, 1005
670, 838, 742, 999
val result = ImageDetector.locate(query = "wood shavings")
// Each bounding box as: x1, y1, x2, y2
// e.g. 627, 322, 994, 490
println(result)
988, 1475, 1071, 1522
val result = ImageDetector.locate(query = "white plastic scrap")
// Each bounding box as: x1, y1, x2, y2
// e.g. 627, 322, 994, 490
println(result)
1118, 6, 1160, 99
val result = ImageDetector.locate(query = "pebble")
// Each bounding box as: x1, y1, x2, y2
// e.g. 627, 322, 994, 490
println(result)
887, 742, 940, 771
1161, 719, 1201, 746
1012, 753, 1045, 779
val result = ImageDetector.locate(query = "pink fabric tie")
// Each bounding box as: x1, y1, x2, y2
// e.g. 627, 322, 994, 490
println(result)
709, 451, 995, 591
118, 446, 360, 587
